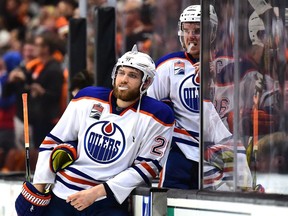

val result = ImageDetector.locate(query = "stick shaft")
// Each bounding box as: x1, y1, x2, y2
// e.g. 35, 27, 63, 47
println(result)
252, 89, 260, 188
22, 93, 31, 182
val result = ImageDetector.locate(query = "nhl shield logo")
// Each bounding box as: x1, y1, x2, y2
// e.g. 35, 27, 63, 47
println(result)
90, 103, 104, 119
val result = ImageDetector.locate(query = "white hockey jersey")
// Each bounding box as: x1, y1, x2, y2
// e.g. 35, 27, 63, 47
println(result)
33, 86, 175, 204
213, 54, 280, 134
147, 51, 231, 162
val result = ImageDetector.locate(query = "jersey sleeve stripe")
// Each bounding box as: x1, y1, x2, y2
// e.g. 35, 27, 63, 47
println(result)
223, 167, 233, 173
152, 160, 162, 172
135, 157, 162, 172
41, 140, 57, 145
132, 166, 150, 185
173, 137, 199, 147
158, 169, 164, 187
46, 133, 64, 144
204, 170, 223, 185
174, 127, 199, 138
140, 162, 157, 178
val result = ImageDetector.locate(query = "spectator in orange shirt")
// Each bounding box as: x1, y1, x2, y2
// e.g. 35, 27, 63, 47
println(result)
6, 31, 64, 148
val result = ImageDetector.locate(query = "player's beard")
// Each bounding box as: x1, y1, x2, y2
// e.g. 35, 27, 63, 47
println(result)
113, 85, 141, 102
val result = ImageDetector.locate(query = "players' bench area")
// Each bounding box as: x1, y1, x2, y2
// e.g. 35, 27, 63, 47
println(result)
2, 173, 288, 216
131, 186, 288, 216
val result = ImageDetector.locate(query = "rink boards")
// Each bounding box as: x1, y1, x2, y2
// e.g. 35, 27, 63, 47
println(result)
2, 178, 288, 216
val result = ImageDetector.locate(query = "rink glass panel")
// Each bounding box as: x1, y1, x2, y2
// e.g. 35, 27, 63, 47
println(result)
202, 0, 288, 195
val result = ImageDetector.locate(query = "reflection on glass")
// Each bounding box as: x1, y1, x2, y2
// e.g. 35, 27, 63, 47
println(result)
205, 0, 288, 195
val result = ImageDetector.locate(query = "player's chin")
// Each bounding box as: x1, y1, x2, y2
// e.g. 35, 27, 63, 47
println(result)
118, 94, 133, 101
120, 92, 140, 102
115, 90, 128, 99
188, 50, 200, 57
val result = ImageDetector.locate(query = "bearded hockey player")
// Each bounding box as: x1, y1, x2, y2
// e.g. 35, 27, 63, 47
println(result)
15, 45, 175, 216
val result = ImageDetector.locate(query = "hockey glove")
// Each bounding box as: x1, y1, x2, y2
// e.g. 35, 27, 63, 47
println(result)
15, 181, 51, 216
241, 109, 279, 136
254, 184, 265, 193
50, 143, 77, 173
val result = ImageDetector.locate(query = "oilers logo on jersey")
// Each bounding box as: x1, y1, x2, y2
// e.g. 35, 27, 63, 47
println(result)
179, 73, 200, 112
84, 121, 126, 164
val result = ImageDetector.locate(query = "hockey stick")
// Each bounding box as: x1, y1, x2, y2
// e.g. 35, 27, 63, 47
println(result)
22, 93, 31, 182
252, 94, 259, 188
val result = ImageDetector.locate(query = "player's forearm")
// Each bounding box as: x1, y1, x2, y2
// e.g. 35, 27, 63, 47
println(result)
106, 167, 148, 204
91, 184, 107, 199
33, 150, 56, 184
66, 183, 107, 211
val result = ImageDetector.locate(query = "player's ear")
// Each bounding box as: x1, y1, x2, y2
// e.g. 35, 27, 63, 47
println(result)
142, 77, 153, 90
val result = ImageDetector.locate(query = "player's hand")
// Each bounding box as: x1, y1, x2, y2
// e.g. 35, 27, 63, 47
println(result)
254, 184, 265, 193
241, 109, 279, 135
66, 184, 107, 211
193, 62, 200, 75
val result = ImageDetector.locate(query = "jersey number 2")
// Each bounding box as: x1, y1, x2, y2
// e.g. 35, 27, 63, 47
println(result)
151, 136, 167, 156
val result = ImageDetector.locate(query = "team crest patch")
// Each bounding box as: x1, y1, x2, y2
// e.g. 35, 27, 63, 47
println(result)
179, 74, 200, 113
174, 61, 185, 75
90, 103, 104, 119
84, 121, 126, 164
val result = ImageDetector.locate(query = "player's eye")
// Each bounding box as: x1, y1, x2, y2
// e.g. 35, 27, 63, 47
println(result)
117, 69, 125, 75
117, 69, 140, 79
193, 28, 201, 35
128, 73, 138, 79
183, 28, 200, 35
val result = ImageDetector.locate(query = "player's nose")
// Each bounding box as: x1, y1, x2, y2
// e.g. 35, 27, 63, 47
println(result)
120, 74, 129, 82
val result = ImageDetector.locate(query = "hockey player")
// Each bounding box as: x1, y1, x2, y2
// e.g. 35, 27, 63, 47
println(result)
15, 45, 175, 215
211, 6, 282, 190
147, 5, 233, 190
213, 9, 280, 137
